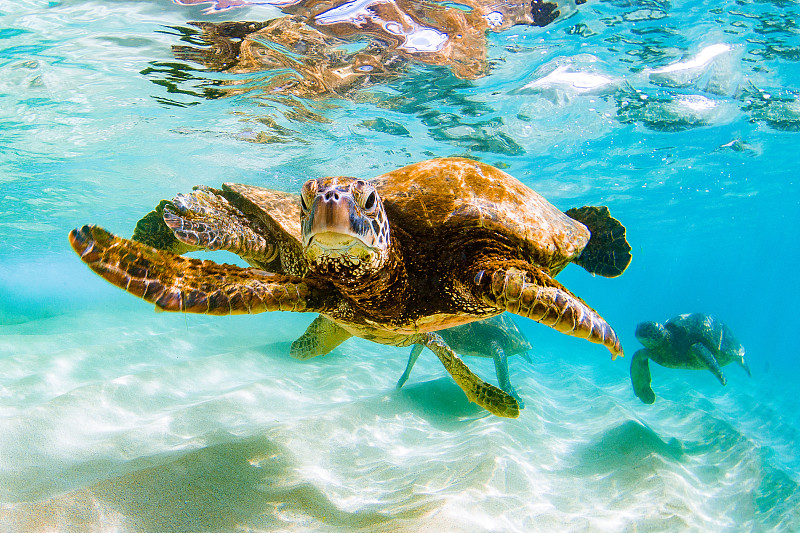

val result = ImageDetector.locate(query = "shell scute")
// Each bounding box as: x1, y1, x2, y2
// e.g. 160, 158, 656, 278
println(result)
223, 183, 303, 244
372, 157, 590, 272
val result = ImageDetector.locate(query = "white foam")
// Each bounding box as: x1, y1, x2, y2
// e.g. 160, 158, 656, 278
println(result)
650, 44, 732, 75
521, 65, 617, 93
314, 0, 448, 53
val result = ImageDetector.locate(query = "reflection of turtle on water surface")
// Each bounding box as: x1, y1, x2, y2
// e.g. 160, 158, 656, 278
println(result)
398, 314, 533, 407
630, 313, 751, 404
69, 157, 632, 418
167, 0, 580, 99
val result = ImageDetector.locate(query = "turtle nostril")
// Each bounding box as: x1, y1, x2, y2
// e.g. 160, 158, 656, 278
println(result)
324, 191, 339, 201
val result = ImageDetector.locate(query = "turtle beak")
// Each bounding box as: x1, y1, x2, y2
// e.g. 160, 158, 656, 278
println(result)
303, 194, 359, 248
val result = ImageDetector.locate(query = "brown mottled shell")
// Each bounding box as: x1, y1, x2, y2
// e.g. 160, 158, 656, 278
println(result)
222, 183, 302, 244
370, 157, 590, 274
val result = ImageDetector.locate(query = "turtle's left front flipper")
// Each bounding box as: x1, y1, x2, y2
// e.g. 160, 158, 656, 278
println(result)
69, 225, 327, 315
470, 263, 623, 359
630, 349, 656, 404
405, 333, 520, 418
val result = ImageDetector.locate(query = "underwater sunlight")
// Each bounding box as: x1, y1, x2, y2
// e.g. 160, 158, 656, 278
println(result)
1, 0, 799, 530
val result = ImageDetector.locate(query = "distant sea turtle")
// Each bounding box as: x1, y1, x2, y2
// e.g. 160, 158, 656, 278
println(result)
630, 313, 751, 404
398, 313, 533, 407
69, 157, 632, 418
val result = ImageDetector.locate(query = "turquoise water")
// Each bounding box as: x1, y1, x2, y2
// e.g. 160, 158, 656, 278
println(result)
2, 0, 800, 530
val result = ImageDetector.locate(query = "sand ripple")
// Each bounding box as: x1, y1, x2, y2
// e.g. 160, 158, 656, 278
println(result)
1, 310, 798, 531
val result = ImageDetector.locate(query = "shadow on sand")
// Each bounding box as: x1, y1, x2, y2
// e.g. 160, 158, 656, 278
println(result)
392, 377, 489, 430
5, 434, 430, 531
568, 419, 685, 477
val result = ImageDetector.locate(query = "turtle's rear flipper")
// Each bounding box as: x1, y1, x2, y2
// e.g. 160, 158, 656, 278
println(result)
565, 206, 632, 278
131, 189, 274, 264
490, 341, 525, 409
69, 225, 319, 315
397, 344, 424, 389
411, 332, 520, 418
290, 315, 352, 360
691, 343, 727, 386
630, 349, 656, 404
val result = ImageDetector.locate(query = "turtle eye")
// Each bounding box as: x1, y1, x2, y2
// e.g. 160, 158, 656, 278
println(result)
300, 180, 317, 212
363, 191, 376, 210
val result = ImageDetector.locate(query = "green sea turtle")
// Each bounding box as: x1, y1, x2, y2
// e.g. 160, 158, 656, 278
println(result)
630, 313, 751, 404
69, 157, 632, 418
398, 314, 532, 407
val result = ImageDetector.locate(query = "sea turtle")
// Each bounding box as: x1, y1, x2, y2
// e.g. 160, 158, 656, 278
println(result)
398, 313, 533, 407
630, 313, 751, 404
69, 157, 632, 418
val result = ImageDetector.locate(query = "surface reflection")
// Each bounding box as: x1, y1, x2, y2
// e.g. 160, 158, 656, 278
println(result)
169, 0, 580, 100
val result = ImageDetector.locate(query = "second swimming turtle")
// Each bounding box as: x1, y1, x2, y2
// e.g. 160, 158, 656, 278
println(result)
630, 313, 750, 404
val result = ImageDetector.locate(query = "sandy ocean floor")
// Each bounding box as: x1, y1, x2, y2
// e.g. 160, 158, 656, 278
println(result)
2, 293, 798, 531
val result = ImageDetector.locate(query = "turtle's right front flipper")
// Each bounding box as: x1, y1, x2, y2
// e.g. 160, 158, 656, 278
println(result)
630, 349, 656, 404
471, 263, 623, 359
690, 343, 727, 386
70, 225, 327, 315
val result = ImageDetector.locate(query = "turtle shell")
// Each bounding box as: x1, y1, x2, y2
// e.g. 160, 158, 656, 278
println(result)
370, 157, 590, 274
219, 183, 306, 276
222, 183, 302, 244
439, 314, 532, 359
665, 313, 744, 362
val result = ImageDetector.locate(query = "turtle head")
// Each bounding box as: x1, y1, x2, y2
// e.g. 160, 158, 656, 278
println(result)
300, 176, 391, 279
721, 326, 750, 376
635, 321, 670, 350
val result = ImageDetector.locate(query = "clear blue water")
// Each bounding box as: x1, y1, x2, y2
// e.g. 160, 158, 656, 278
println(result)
2, 0, 799, 530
